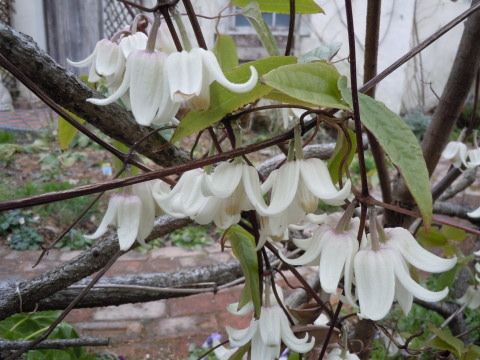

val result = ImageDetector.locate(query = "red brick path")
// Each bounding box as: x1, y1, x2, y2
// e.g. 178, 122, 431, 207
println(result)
0, 108, 54, 131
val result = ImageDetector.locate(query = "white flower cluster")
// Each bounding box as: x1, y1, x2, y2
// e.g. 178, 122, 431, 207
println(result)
280, 213, 457, 321
69, 21, 258, 127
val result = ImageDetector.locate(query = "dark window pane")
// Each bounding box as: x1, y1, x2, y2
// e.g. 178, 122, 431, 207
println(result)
262, 13, 273, 25
235, 14, 250, 27
275, 14, 290, 27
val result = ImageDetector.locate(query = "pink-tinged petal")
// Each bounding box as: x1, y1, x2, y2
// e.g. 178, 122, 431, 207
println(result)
468, 206, 480, 218
116, 196, 142, 250
200, 48, 258, 93
128, 51, 166, 126
85, 195, 121, 239
279, 310, 315, 354
165, 50, 203, 102
386, 227, 457, 273
259, 307, 281, 346
226, 319, 257, 347
354, 249, 395, 321
119, 32, 148, 58
391, 251, 449, 302
202, 162, 243, 198
300, 158, 351, 206
87, 57, 131, 105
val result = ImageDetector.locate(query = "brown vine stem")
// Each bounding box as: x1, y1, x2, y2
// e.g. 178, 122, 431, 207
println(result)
360, 1, 480, 93
344, 0, 369, 243
160, 6, 183, 51
364, 196, 480, 236
363, 0, 393, 214
285, 0, 296, 56
117, 0, 179, 13
182, 0, 207, 49
318, 301, 343, 360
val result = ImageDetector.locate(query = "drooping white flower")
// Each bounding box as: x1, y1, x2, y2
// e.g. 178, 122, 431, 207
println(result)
441, 141, 467, 168
326, 347, 360, 360
226, 286, 315, 360
464, 148, 480, 168
279, 213, 359, 305
68, 39, 125, 84
85, 180, 159, 250
243, 158, 351, 217
119, 32, 148, 59
165, 47, 258, 110
457, 285, 480, 310
354, 227, 457, 320
87, 49, 179, 126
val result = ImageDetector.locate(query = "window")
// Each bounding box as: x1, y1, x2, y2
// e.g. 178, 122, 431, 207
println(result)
234, 12, 291, 31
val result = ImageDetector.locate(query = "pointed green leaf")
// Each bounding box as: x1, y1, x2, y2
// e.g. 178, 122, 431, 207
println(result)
339, 77, 433, 226
463, 345, 480, 360
57, 113, 85, 150
299, 43, 342, 63
242, 2, 280, 56
429, 325, 465, 358
226, 225, 261, 317
264, 62, 351, 110
172, 56, 296, 143
213, 34, 239, 72
417, 227, 447, 248
441, 225, 467, 242
233, 0, 323, 14
328, 128, 357, 184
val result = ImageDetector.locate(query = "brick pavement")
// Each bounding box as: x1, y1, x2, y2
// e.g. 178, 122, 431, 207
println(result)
0, 107, 55, 131
0, 244, 257, 359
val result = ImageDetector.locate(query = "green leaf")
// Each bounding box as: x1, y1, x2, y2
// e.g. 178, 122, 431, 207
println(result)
213, 35, 239, 72
242, 2, 280, 56
463, 345, 480, 360
57, 113, 85, 150
433, 264, 461, 291
417, 227, 447, 248
226, 225, 261, 317
328, 128, 357, 184
233, 0, 323, 14
339, 77, 433, 226
172, 56, 296, 143
299, 43, 342, 63
429, 325, 465, 358
441, 225, 467, 242
264, 62, 350, 110
265, 89, 317, 107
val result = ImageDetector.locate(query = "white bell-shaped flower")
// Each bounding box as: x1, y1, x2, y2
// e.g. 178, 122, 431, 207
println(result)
119, 32, 148, 58
464, 148, 480, 168
87, 49, 179, 126
165, 47, 258, 110
441, 141, 467, 168
354, 227, 457, 320
326, 347, 360, 360
68, 39, 125, 84
279, 213, 359, 305
226, 286, 315, 359
152, 168, 207, 219
244, 158, 351, 217
457, 285, 480, 310
85, 180, 159, 250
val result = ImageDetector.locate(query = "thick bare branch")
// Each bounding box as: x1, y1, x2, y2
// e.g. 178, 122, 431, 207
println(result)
0, 338, 109, 351
0, 216, 190, 320
0, 23, 189, 167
